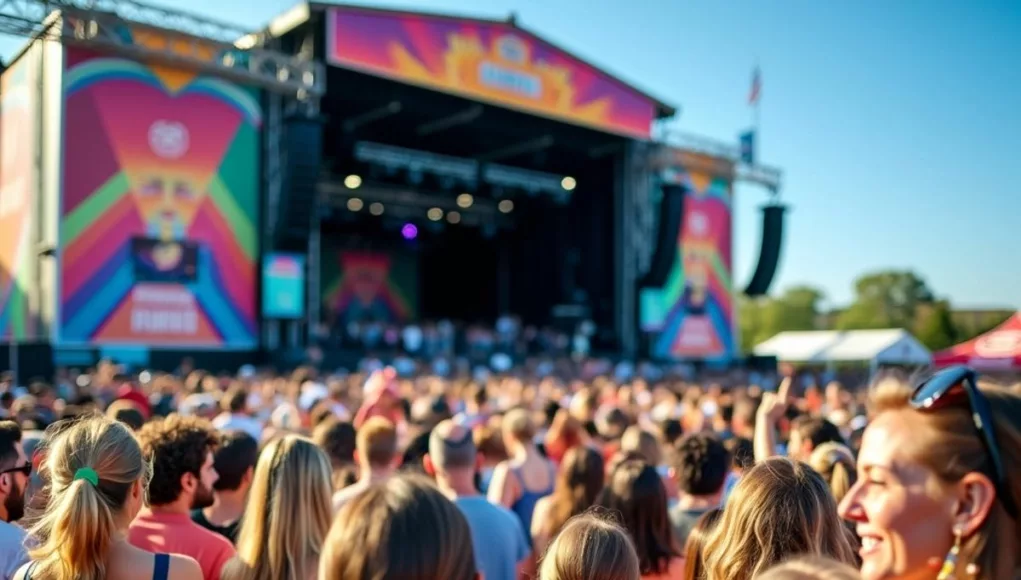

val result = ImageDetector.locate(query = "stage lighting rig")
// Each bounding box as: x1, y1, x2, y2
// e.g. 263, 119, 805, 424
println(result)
0, 0, 323, 99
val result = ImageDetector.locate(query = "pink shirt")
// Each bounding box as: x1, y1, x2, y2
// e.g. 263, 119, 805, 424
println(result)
129, 509, 235, 580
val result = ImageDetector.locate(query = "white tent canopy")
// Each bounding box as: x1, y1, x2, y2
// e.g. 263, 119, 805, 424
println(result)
753, 329, 932, 366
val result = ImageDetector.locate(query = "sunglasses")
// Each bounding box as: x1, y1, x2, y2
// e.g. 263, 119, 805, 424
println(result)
0, 463, 32, 478
911, 365, 1017, 519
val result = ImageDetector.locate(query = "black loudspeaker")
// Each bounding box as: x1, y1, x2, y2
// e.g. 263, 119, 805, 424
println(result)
279, 115, 324, 247
640, 184, 686, 288
744, 204, 786, 297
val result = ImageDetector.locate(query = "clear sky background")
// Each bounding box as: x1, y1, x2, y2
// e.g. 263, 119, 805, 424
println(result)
2, 0, 1019, 309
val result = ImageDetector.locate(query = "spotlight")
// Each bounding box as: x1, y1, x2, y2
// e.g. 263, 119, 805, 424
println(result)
456, 193, 474, 208
369, 202, 384, 216
346, 198, 364, 212
344, 174, 362, 189
427, 207, 443, 221
401, 223, 418, 240
498, 199, 514, 214
561, 176, 576, 191
447, 211, 461, 224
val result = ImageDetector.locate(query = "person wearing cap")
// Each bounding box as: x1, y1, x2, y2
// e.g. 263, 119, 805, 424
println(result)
353, 368, 404, 430
114, 376, 152, 420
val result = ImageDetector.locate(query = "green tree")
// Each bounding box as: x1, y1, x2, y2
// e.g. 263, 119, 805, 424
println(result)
836, 270, 934, 330
739, 286, 826, 352
914, 300, 959, 351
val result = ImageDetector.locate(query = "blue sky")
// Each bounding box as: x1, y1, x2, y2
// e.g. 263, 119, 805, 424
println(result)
3, 0, 1018, 309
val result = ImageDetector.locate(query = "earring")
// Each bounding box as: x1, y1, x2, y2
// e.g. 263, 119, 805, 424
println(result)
936, 526, 963, 580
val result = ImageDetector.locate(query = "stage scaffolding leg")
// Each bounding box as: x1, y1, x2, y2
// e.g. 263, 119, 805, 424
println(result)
615, 141, 655, 359
307, 208, 321, 343
498, 242, 510, 315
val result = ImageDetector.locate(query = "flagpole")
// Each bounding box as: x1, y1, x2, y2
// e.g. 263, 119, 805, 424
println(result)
752, 62, 761, 158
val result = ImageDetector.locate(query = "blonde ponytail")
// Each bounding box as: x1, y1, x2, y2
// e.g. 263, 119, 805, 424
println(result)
809, 443, 857, 505
27, 417, 148, 580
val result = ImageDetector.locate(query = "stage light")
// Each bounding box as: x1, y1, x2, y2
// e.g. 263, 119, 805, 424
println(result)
427, 207, 444, 221
456, 193, 474, 208
344, 174, 362, 189
347, 198, 364, 212
561, 176, 577, 191
498, 199, 514, 213
401, 223, 418, 240
447, 211, 461, 224
369, 202, 385, 216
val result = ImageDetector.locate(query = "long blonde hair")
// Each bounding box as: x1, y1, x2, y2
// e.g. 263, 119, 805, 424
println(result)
865, 377, 1021, 579
27, 416, 149, 580
808, 442, 857, 504
540, 513, 640, 580
223, 435, 333, 580
702, 457, 858, 580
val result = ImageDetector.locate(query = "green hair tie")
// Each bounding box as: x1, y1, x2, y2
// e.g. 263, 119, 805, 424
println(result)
73, 467, 99, 487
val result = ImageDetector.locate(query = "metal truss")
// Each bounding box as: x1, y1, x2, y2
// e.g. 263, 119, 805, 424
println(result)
0, 0, 323, 100
658, 130, 783, 193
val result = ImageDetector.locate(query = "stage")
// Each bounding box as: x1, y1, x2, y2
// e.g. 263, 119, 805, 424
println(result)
0, 1, 782, 378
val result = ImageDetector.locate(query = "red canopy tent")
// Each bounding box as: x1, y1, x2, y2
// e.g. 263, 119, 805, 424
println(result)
933, 312, 1021, 372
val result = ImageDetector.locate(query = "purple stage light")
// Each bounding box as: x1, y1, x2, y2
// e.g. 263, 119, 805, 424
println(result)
401, 223, 418, 240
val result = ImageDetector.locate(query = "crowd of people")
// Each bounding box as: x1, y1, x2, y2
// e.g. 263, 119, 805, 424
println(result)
0, 358, 1017, 579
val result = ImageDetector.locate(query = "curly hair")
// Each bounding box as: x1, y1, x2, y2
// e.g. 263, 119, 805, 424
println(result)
136, 414, 219, 506
672, 433, 730, 496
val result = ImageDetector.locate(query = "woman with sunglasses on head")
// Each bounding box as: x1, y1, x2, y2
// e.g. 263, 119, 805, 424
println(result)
838, 367, 1021, 580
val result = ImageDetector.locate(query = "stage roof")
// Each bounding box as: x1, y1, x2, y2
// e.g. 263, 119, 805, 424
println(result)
754, 329, 932, 366
264, 2, 676, 139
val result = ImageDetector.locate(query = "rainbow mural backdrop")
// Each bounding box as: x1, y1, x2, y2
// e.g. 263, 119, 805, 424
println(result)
321, 249, 417, 326
640, 151, 736, 362
326, 7, 657, 139
59, 49, 261, 347
0, 49, 38, 340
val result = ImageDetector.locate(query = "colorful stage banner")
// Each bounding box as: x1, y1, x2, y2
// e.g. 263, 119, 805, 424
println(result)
0, 49, 38, 341
640, 150, 736, 362
321, 249, 417, 326
59, 49, 261, 348
326, 7, 657, 139
263, 253, 306, 320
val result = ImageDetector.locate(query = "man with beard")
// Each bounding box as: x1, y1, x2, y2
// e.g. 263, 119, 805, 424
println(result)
130, 415, 234, 580
0, 421, 29, 578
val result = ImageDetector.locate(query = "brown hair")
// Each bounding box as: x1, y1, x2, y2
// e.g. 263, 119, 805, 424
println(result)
703, 457, 858, 580
538, 446, 605, 540
756, 556, 861, 580
312, 418, 356, 490
135, 414, 218, 506
320, 474, 476, 580
596, 459, 679, 576
865, 378, 1021, 578
620, 426, 662, 466
104, 401, 145, 431
356, 416, 398, 468
539, 513, 640, 580
682, 508, 722, 580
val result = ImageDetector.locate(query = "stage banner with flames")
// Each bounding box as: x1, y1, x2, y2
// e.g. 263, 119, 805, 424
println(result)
58, 49, 261, 348
321, 249, 417, 326
640, 150, 736, 363
0, 48, 39, 341
326, 7, 657, 139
